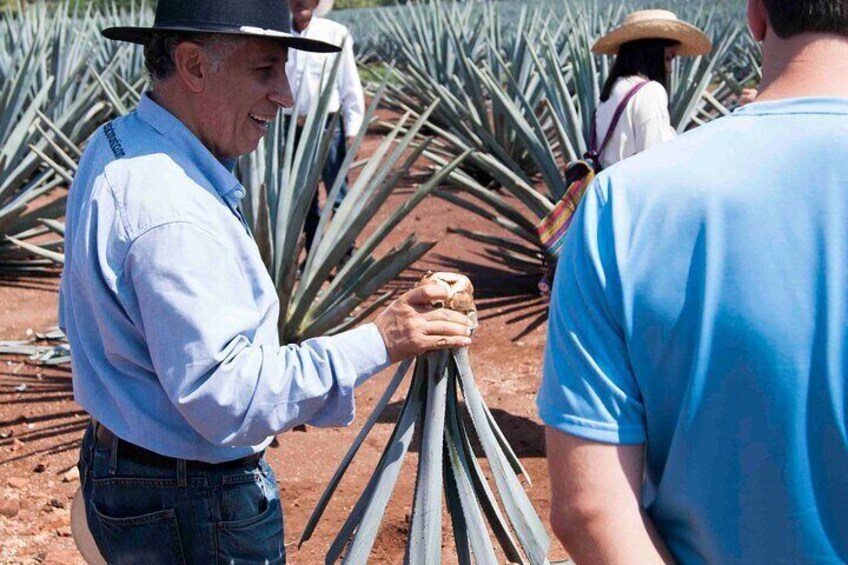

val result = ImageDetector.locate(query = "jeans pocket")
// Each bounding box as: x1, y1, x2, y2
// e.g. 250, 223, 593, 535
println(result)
91, 503, 187, 565
217, 468, 284, 564
220, 470, 269, 526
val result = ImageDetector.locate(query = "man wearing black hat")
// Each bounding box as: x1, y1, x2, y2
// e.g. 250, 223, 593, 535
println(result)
60, 1, 473, 562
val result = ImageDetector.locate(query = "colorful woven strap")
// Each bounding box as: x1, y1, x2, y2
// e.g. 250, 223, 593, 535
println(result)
535, 80, 650, 258
535, 161, 595, 257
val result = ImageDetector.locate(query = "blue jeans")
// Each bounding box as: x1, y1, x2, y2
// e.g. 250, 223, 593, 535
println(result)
77, 425, 285, 564
301, 117, 349, 253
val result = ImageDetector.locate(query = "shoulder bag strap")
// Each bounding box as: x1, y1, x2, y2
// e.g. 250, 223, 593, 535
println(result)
591, 80, 651, 158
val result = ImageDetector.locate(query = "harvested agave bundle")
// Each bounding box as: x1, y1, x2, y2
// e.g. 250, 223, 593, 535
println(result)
300, 273, 550, 564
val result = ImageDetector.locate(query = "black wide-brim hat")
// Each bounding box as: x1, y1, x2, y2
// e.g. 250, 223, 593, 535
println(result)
102, 0, 340, 53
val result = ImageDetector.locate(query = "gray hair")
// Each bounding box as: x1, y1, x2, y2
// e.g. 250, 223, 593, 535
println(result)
144, 32, 244, 86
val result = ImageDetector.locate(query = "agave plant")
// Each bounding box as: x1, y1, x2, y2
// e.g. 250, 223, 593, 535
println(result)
235, 53, 468, 342
368, 0, 565, 185
428, 4, 743, 277
0, 0, 138, 272
339, 0, 746, 278
300, 273, 550, 564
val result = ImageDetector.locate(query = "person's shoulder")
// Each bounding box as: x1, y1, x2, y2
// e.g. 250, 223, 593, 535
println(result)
642, 80, 668, 97
634, 80, 669, 106
314, 17, 350, 37
102, 152, 220, 241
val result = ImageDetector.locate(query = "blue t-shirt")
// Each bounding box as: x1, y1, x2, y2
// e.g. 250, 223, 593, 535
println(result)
538, 98, 848, 564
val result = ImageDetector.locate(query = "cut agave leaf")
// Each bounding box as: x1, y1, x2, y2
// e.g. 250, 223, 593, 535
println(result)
303, 276, 548, 563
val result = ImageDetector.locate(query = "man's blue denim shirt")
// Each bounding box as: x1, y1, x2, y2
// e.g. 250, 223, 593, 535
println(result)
59, 93, 390, 463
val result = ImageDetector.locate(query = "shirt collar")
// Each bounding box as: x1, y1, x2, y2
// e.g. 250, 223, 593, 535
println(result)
733, 96, 848, 117
136, 92, 245, 204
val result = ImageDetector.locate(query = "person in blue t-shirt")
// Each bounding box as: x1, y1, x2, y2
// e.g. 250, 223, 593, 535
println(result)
538, 0, 848, 563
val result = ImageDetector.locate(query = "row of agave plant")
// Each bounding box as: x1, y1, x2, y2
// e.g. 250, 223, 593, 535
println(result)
337, 0, 761, 277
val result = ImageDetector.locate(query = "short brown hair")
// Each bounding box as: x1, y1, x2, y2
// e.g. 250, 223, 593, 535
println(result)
763, 0, 848, 38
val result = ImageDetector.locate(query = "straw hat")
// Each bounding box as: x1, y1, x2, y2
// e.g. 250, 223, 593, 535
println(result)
315, 0, 334, 17
71, 488, 107, 565
592, 9, 712, 57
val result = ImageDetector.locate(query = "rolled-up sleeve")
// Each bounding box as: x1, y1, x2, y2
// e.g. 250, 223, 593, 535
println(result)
122, 221, 389, 447
536, 178, 646, 445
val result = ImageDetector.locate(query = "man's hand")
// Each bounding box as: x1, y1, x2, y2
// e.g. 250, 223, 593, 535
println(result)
738, 87, 758, 106
374, 282, 474, 363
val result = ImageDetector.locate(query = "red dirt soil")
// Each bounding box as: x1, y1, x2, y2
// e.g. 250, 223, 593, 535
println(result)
0, 121, 569, 564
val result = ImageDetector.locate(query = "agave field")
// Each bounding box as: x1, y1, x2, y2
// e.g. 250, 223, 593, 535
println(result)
336, 0, 758, 277
0, 0, 760, 309
0, 0, 762, 561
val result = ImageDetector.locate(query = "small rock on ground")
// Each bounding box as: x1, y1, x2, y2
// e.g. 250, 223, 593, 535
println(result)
0, 499, 21, 518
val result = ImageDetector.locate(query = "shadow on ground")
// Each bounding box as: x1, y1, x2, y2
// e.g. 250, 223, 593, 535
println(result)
0, 273, 61, 293
0, 362, 84, 469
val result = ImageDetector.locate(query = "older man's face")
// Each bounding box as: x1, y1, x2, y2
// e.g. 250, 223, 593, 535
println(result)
199, 37, 294, 160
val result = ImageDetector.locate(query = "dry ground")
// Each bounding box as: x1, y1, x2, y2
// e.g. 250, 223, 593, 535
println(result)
0, 120, 568, 564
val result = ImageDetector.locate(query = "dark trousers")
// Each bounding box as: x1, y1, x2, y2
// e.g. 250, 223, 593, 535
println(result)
299, 117, 349, 253
77, 425, 284, 564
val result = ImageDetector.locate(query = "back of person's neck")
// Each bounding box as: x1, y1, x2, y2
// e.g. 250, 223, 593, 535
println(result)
757, 31, 848, 102
293, 16, 313, 33
149, 87, 223, 160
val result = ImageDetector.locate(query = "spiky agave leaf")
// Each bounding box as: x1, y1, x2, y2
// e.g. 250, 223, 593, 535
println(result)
302, 346, 550, 564
238, 52, 468, 343
302, 269, 549, 564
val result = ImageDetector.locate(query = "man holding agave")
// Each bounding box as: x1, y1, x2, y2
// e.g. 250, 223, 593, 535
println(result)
59, 0, 472, 562
540, 0, 848, 563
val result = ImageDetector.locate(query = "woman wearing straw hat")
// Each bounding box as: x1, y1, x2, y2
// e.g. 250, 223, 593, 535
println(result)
591, 9, 712, 169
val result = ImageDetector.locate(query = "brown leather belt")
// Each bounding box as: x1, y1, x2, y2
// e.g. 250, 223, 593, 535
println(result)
94, 423, 263, 471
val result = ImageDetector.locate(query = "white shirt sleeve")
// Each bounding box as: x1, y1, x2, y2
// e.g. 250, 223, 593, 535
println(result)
338, 33, 365, 135
632, 81, 676, 153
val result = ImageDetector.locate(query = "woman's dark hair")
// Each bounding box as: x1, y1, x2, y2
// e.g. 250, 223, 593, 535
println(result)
599, 38, 679, 102
764, 0, 848, 39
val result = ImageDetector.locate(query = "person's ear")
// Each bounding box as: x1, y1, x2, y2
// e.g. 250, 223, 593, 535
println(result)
747, 0, 768, 42
172, 41, 206, 93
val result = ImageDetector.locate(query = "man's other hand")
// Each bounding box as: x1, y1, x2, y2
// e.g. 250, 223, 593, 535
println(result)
374, 282, 474, 362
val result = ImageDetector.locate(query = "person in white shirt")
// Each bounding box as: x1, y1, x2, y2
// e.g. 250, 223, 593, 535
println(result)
591, 10, 712, 169
287, 0, 365, 253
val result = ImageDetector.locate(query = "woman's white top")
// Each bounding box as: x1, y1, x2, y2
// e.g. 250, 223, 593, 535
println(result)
594, 75, 677, 168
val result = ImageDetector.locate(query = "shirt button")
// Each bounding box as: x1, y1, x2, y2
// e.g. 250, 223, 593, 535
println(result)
233, 189, 244, 198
